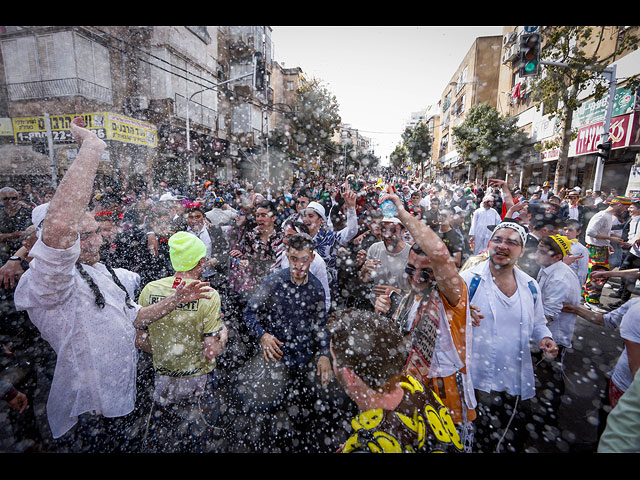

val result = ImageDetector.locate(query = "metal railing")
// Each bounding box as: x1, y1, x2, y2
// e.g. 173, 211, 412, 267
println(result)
7, 77, 113, 103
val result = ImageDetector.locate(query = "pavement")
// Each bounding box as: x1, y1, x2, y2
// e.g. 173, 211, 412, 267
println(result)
553, 277, 631, 453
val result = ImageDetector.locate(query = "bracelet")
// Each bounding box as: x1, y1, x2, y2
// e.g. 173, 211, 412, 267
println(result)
9, 256, 21, 261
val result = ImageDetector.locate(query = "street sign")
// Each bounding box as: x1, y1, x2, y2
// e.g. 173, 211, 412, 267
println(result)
524, 26, 539, 33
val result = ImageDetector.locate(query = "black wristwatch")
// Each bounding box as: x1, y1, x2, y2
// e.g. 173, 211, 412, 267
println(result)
8, 256, 21, 261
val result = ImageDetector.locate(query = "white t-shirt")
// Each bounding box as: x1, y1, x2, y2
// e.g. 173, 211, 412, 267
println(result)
486, 281, 523, 394
604, 299, 640, 392
585, 210, 615, 247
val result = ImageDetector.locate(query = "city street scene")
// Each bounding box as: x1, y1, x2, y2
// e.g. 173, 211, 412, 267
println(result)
1, 26, 639, 454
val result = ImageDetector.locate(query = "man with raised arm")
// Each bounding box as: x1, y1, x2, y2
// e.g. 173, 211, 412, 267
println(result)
13, 117, 211, 452
374, 192, 476, 452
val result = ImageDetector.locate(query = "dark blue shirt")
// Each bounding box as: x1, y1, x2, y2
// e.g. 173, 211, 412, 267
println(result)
243, 268, 329, 368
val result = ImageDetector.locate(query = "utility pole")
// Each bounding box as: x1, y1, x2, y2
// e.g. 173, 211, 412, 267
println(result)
44, 113, 57, 188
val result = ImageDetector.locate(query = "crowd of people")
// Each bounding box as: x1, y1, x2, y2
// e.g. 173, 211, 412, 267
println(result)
0, 117, 638, 453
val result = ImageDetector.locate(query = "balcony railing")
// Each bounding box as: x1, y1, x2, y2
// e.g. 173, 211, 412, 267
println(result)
7, 77, 113, 103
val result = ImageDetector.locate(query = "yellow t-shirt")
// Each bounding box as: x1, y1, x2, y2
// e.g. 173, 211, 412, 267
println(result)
138, 276, 223, 377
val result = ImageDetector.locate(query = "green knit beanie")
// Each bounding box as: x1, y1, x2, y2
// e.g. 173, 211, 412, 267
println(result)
168, 231, 207, 272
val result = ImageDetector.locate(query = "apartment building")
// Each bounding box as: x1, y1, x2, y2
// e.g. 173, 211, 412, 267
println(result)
0, 25, 283, 189
434, 35, 503, 183
497, 26, 640, 194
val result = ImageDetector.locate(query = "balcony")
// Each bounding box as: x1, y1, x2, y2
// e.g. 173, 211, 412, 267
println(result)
6, 77, 113, 103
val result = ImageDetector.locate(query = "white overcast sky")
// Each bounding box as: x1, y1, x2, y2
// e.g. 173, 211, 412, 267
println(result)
270, 25, 505, 166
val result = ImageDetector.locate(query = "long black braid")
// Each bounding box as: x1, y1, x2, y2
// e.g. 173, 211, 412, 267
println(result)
75, 262, 136, 310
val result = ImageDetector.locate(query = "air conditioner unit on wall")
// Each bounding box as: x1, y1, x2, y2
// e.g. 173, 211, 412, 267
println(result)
502, 44, 519, 64
503, 30, 517, 47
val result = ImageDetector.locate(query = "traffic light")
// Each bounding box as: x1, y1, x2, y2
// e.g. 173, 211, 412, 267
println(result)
519, 32, 541, 77
596, 140, 612, 162
254, 52, 265, 91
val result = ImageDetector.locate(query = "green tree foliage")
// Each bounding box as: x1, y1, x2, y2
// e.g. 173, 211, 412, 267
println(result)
400, 121, 432, 178
528, 26, 639, 190
390, 144, 409, 169
290, 78, 342, 167
451, 103, 529, 173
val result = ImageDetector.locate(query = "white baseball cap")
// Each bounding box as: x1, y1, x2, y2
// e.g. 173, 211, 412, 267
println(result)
305, 201, 326, 222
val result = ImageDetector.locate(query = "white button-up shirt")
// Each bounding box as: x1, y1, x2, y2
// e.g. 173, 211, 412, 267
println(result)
537, 260, 581, 348
461, 260, 553, 400
14, 237, 141, 439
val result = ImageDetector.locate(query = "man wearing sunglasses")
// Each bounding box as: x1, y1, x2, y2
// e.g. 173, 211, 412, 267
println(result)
374, 193, 476, 452
359, 217, 411, 308
0, 187, 33, 265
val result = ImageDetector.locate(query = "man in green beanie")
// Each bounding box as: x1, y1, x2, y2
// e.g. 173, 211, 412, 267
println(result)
138, 231, 228, 452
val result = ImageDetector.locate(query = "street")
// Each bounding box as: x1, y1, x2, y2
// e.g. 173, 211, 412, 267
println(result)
554, 279, 627, 453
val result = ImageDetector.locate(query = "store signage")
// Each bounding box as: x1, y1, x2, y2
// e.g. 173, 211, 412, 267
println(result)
572, 86, 638, 129
0, 117, 13, 136
12, 113, 157, 147
575, 112, 637, 155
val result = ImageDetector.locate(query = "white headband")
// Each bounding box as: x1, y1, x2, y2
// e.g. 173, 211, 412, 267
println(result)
491, 221, 528, 246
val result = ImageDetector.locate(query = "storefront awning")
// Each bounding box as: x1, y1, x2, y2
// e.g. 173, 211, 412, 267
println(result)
0, 144, 52, 176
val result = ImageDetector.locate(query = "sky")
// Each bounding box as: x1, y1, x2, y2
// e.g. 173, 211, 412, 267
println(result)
270, 26, 505, 166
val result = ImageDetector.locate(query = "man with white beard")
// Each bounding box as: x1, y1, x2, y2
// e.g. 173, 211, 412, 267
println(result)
469, 194, 502, 255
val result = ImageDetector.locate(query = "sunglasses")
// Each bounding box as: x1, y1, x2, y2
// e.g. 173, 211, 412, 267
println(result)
2, 196, 18, 201
381, 226, 399, 234
404, 265, 433, 283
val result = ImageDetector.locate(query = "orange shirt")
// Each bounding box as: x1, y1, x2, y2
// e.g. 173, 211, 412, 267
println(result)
402, 282, 476, 423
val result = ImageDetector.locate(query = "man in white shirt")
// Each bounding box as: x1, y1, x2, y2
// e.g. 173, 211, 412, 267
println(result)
583, 196, 630, 312
562, 219, 589, 286
359, 217, 411, 307
469, 195, 502, 255
533, 234, 582, 450
460, 220, 558, 453
611, 198, 640, 309
13, 117, 212, 452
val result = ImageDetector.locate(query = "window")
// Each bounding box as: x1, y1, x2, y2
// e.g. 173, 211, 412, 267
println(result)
1, 30, 112, 103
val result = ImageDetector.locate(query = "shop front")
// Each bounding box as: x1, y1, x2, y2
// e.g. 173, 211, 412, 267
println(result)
9, 112, 158, 190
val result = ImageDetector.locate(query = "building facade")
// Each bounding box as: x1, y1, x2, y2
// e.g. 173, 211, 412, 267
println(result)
0, 26, 295, 190
497, 26, 640, 194
434, 35, 503, 183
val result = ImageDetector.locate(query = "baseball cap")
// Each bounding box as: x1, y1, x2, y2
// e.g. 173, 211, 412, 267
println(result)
305, 201, 326, 222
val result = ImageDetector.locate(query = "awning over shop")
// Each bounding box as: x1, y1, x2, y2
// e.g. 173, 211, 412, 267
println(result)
0, 144, 52, 176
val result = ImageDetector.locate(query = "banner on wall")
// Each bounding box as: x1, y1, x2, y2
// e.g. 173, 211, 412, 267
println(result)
12, 113, 157, 147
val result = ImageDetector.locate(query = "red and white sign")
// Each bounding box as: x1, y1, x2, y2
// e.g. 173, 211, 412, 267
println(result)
575, 112, 637, 155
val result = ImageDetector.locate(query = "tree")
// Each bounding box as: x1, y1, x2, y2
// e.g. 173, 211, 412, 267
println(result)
401, 121, 432, 179
290, 78, 342, 174
390, 144, 409, 169
528, 26, 640, 192
451, 103, 529, 178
